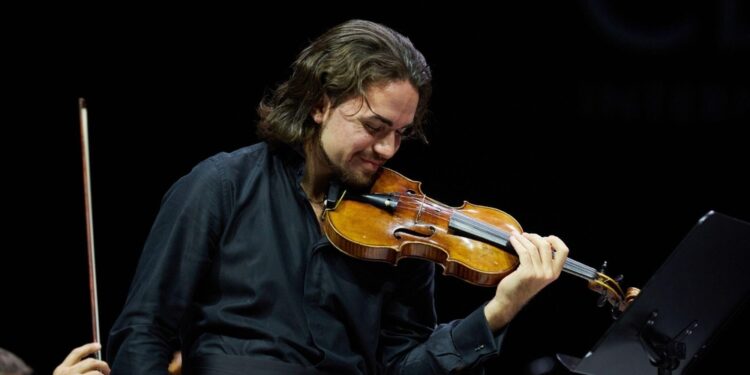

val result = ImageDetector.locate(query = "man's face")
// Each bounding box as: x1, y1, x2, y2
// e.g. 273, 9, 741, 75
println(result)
312, 80, 418, 188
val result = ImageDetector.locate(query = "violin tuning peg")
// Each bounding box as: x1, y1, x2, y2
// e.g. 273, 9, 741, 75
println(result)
599, 261, 608, 273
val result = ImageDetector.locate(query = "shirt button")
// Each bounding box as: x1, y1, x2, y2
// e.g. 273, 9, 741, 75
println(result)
474, 344, 485, 352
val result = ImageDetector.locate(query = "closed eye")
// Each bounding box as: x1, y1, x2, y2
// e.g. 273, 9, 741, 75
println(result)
363, 122, 383, 134
363, 122, 416, 141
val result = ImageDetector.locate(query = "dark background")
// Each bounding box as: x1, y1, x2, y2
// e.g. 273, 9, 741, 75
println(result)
4, 2, 749, 374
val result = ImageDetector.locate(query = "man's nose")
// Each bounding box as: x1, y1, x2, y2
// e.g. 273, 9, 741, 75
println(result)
373, 131, 399, 159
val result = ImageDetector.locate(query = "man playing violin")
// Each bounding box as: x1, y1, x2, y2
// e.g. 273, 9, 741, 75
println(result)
107, 19, 569, 374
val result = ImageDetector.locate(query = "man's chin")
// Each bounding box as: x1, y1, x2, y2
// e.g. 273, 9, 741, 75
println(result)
340, 169, 377, 190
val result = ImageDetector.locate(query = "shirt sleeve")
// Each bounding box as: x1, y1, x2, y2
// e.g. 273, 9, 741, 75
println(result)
107, 157, 229, 374
380, 263, 507, 374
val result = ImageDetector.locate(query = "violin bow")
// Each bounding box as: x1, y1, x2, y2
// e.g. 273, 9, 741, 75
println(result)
79, 98, 102, 360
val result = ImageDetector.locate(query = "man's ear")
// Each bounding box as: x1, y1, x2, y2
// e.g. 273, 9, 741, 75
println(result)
312, 95, 331, 125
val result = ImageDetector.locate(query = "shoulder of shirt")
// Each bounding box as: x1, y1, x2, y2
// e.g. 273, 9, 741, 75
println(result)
189, 141, 300, 181
203, 142, 270, 167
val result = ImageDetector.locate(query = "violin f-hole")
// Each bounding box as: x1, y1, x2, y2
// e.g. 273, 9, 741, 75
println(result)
394, 225, 436, 240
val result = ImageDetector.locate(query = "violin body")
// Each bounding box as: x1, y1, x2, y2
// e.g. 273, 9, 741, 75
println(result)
324, 168, 521, 286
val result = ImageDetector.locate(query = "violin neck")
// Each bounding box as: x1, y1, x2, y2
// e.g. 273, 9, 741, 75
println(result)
562, 258, 599, 281
450, 212, 599, 281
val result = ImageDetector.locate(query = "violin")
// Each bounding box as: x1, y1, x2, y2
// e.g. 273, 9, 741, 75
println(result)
322, 168, 639, 315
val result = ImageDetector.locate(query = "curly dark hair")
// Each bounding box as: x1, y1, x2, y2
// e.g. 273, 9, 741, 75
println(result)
257, 19, 432, 146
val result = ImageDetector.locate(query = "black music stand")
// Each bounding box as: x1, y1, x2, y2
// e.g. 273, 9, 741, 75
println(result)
557, 211, 750, 375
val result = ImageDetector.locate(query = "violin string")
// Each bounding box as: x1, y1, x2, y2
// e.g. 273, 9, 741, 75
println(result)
562, 260, 598, 280
563, 258, 598, 277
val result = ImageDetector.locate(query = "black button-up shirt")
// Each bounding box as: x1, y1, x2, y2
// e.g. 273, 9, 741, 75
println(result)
108, 142, 505, 374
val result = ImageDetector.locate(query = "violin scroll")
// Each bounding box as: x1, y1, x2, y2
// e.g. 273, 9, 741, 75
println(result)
588, 262, 640, 317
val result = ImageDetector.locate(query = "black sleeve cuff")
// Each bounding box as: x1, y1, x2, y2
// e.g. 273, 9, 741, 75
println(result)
451, 303, 508, 367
